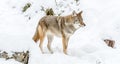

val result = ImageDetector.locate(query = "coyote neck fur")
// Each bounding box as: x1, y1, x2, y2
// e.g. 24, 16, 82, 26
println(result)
59, 16, 77, 36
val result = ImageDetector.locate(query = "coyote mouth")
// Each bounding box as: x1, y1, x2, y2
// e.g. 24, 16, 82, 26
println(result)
80, 24, 86, 27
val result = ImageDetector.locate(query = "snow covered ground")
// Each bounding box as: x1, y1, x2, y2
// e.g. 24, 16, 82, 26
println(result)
0, 0, 120, 64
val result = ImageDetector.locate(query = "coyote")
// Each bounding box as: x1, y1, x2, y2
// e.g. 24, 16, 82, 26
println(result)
33, 11, 86, 54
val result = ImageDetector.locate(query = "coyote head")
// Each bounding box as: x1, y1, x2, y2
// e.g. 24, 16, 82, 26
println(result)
72, 11, 86, 29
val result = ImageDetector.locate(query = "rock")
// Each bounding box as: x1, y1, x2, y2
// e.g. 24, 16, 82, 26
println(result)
0, 51, 9, 60
104, 39, 115, 48
12, 51, 29, 64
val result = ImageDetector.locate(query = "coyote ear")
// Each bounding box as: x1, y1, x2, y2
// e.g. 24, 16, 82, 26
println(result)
80, 11, 83, 14
72, 11, 77, 16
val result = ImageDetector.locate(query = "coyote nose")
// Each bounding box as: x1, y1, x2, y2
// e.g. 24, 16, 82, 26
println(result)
83, 23, 86, 26
79, 24, 86, 27
81, 23, 86, 27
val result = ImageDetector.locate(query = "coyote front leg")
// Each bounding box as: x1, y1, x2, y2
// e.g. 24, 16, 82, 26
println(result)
47, 35, 54, 53
62, 35, 69, 54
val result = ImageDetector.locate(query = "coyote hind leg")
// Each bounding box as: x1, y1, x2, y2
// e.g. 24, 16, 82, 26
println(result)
38, 25, 45, 54
39, 34, 45, 54
47, 35, 54, 53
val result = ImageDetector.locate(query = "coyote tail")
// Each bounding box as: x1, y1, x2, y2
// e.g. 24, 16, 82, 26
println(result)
32, 21, 47, 43
32, 27, 39, 43
33, 24, 43, 42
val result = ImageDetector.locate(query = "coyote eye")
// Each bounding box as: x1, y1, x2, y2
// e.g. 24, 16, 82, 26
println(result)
74, 20, 78, 24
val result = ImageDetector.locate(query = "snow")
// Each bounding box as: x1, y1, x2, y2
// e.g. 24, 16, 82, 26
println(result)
0, 0, 120, 64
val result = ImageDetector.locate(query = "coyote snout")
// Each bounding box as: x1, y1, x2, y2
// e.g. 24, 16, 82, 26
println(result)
81, 22, 86, 27
32, 11, 86, 54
